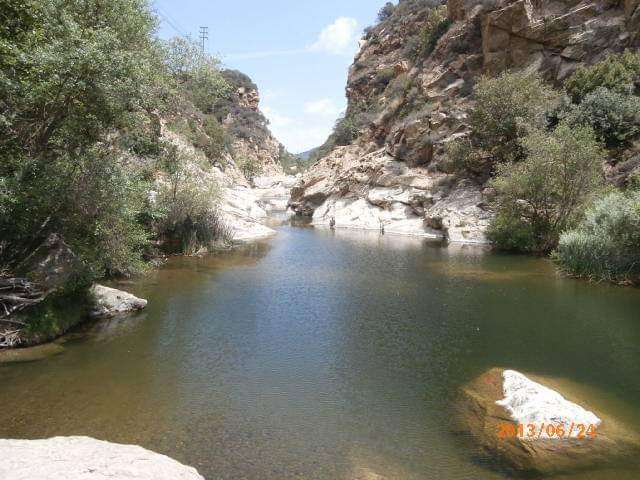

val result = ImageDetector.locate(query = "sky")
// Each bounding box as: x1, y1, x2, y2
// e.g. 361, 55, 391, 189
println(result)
152, 0, 390, 153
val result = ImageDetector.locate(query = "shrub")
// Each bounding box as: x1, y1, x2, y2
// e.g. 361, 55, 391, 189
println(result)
201, 115, 228, 160
164, 37, 232, 114
155, 144, 230, 254
417, 5, 451, 57
375, 67, 397, 88
560, 87, 640, 148
470, 72, 559, 166
488, 123, 604, 253
555, 190, 640, 284
378, 2, 396, 22
333, 114, 360, 146
237, 156, 262, 183
564, 50, 640, 102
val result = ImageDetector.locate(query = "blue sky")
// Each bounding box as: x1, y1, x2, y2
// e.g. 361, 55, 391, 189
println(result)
152, 0, 390, 153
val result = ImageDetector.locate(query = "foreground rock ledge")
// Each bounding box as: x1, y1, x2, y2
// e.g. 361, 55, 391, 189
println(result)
0, 436, 204, 480
455, 368, 640, 475
89, 284, 147, 319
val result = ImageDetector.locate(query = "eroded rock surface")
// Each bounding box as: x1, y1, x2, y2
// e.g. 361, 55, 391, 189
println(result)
89, 284, 147, 319
0, 436, 204, 480
290, 0, 640, 242
455, 368, 640, 475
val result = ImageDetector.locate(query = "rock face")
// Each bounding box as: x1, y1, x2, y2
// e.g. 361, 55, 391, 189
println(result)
290, 0, 640, 242
0, 436, 204, 480
455, 368, 640, 475
221, 69, 289, 177
89, 284, 147, 319
290, 146, 490, 242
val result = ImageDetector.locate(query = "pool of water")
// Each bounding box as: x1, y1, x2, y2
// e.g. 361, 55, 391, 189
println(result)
1, 225, 639, 479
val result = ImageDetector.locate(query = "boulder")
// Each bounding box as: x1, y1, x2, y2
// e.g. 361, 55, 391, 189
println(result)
89, 285, 147, 319
455, 368, 640, 475
0, 436, 204, 480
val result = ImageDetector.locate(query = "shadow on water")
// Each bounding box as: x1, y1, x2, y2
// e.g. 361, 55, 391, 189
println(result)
0, 225, 639, 480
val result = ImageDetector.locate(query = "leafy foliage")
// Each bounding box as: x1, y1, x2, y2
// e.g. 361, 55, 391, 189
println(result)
564, 50, 640, 102
417, 5, 451, 57
488, 124, 604, 253
378, 2, 396, 22
555, 190, 640, 284
237, 156, 263, 183
560, 87, 640, 148
153, 143, 229, 254
446, 72, 558, 176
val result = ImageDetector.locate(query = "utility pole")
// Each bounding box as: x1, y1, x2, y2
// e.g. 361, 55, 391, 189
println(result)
199, 26, 208, 52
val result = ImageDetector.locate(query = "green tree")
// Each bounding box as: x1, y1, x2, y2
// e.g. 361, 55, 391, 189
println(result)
0, 0, 161, 277
488, 123, 604, 253
445, 72, 559, 175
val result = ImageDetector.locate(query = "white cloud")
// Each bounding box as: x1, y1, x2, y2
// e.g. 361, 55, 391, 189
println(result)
225, 17, 360, 60
262, 106, 293, 128
276, 125, 333, 154
309, 17, 359, 55
304, 98, 343, 117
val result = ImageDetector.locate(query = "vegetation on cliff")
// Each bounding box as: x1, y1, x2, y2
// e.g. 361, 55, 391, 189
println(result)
0, 0, 287, 289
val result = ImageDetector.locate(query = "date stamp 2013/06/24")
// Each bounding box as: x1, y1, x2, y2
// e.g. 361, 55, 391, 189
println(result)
497, 422, 598, 440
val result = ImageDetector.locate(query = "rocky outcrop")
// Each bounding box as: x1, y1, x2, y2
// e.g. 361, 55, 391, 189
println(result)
290, 0, 639, 243
220, 70, 288, 177
0, 436, 204, 480
290, 146, 491, 242
89, 284, 147, 319
455, 368, 640, 475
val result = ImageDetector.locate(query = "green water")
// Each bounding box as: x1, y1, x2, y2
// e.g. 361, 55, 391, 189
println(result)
1, 225, 639, 479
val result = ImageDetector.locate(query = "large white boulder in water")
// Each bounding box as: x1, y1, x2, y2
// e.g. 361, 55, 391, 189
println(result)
455, 368, 640, 475
89, 285, 147, 318
496, 370, 602, 439
0, 436, 204, 480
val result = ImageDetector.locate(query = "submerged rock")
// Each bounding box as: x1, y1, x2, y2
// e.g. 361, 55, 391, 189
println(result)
455, 368, 640, 475
89, 285, 147, 319
0, 436, 204, 480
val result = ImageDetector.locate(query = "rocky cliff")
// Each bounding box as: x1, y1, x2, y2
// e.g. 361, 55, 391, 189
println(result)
218, 69, 289, 177
290, 0, 640, 243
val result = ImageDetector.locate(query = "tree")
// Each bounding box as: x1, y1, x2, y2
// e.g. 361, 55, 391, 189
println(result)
487, 123, 604, 253
445, 72, 559, 176
0, 0, 161, 276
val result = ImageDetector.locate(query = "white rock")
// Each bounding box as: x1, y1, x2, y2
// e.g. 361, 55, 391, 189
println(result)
312, 195, 443, 238
89, 285, 147, 319
496, 370, 602, 439
0, 436, 204, 480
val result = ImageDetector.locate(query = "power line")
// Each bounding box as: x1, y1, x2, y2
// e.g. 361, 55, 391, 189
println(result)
153, 2, 189, 38
199, 26, 209, 52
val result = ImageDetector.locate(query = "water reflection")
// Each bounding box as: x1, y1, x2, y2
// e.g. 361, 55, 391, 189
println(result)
0, 225, 639, 480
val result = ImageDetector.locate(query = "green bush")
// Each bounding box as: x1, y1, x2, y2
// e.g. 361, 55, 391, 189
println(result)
417, 5, 451, 57
237, 156, 263, 183
452, 72, 558, 174
201, 115, 228, 160
155, 144, 230, 254
488, 123, 604, 253
378, 2, 396, 22
555, 190, 640, 284
164, 37, 231, 114
560, 87, 640, 148
564, 50, 640, 102
333, 114, 360, 146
